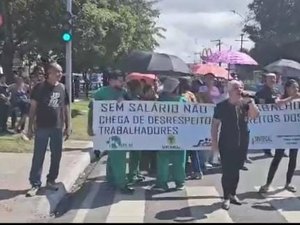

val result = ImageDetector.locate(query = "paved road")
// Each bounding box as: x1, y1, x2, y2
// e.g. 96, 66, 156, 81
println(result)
49, 150, 300, 223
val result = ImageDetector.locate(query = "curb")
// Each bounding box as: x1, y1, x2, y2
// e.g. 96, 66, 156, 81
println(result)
31, 146, 95, 221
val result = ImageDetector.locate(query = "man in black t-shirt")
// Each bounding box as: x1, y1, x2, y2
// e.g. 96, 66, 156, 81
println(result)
211, 80, 259, 210
255, 73, 280, 157
26, 63, 71, 197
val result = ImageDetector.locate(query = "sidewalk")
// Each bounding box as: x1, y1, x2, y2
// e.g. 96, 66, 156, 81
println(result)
0, 140, 94, 223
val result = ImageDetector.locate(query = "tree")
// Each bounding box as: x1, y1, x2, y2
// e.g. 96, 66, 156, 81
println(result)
0, 0, 65, 82
0, 0, 164, 80
243, 0, 300, 66
72, 0, 165, 72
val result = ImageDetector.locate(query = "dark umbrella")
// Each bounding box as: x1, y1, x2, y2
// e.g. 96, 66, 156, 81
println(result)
119, 51, 191, 75
265, 59, 300, 78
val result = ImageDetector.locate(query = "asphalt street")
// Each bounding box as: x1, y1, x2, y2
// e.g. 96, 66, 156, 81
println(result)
49, 150, 300, 223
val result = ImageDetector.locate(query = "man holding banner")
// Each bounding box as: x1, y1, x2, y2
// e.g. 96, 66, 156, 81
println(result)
88, 71, 134, 194
125, 79, 145, 184
211, 80, 260, 210
255, 73, 282, 157
152, 77, 187, 192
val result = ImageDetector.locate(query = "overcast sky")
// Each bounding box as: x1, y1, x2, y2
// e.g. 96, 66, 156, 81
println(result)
154, 0, 254, 63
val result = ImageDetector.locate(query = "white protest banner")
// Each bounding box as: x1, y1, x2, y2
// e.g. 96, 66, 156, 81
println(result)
92, 100, 300, 151
248, 101, 300, 149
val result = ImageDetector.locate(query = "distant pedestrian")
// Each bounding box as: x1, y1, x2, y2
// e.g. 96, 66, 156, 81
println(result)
26, 62, 71, 197
9, 76, 30, 133
0, 74, 11, 134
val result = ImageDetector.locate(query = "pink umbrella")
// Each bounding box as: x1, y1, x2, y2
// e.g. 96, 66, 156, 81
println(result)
206, 50, 258, 65
126, 72, 157, 85
192, 63, 229, 79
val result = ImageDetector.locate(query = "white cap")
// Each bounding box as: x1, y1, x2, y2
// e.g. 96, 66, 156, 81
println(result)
265, 72, 276, 77
162, 77, 180, 93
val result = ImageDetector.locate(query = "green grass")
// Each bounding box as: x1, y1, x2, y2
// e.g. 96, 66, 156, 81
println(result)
0, 100, 91, 153
70, 100, 91, 141
0, 134, 33, 153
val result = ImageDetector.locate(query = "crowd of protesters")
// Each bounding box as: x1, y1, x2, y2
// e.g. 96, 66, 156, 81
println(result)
1, 63, 299, 211
86, 69, 299, 211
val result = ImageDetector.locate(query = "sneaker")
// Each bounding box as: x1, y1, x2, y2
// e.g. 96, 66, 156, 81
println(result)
120, 186, 135, 195
150, 184, 169, 192
245, 158, 252, 164
176, 184, 185, 190
222, 199, 230, 210
46, 181, 59, 191
204, 162, 213, 169
26, 186, 40, 197
229, 195, 242, 205
285, 185, 297, 193
191, 172, 203, 180
258, 184, 270, 193
264, 152, 273, 157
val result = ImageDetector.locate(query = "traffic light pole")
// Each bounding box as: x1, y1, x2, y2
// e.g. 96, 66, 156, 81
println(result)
66, 0, 72, 106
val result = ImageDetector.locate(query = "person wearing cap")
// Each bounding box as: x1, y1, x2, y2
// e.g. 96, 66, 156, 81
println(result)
151, 77, 187, 192
87, 71, 134, 194
255, 72, 283, 158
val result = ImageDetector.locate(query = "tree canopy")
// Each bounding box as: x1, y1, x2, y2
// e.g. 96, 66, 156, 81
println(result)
0, 0, 164, 81
244, 0, 300, 66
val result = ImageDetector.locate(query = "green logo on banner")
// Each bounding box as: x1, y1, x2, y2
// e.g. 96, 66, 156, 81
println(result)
106, 136, 133, 149
167, 135, 176, 145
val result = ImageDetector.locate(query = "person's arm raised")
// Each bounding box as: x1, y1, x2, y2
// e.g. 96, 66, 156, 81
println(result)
246, 99, 260, 119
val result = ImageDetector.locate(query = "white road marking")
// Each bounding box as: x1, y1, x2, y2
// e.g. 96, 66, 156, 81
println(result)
186, 186, 233, 223
72, 167, 106, 223
105, 187, 146, 223
254, 186, 300, 223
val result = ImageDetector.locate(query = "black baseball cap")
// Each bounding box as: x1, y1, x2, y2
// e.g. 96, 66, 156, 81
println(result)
108, 70, 124, 80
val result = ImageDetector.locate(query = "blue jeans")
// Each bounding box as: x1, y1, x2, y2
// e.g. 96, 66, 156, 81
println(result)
29, 128, 63, 187
190, 150, 206, 173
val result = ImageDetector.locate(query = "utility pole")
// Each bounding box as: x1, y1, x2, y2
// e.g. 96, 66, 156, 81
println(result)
211, 39, 222, 51
65, 0, 72, 105
235, 33, 249, 51
193, 52, 201, 63
211, 39, 222, 65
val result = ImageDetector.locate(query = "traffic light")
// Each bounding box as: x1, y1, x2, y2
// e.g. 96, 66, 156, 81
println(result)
61, 11, 73, 42
62, 32, 72, 42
